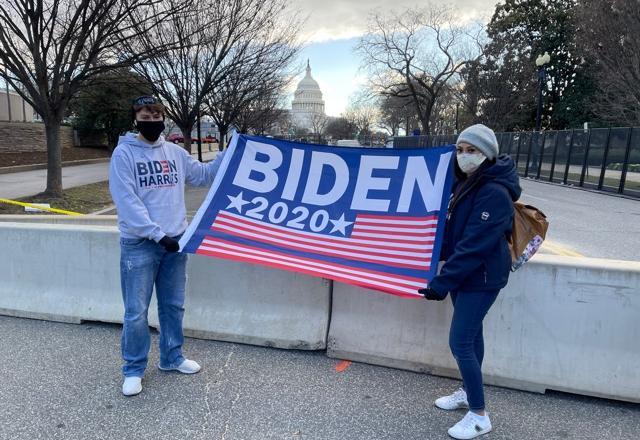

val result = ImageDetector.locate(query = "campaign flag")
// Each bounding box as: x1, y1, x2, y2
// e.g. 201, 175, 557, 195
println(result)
179, 134, 455, 298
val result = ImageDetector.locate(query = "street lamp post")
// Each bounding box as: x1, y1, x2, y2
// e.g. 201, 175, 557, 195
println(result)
535, 51, 551, 131
455, 102, 459, 134
194, 57, 203, 162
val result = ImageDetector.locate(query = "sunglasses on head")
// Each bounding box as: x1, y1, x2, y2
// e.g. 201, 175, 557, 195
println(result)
132, 96, 161, 106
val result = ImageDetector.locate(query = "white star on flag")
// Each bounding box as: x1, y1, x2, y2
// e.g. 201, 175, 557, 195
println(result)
329, 213, 353, 235
226, 191, 250, 213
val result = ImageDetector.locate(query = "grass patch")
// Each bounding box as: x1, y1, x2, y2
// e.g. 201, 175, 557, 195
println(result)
0, 181, 113, 215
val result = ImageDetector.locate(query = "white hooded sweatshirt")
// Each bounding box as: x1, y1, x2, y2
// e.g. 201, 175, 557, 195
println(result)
109, 133, 225, 241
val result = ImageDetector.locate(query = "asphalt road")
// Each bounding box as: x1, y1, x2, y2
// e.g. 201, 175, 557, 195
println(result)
517, 179, 640, 261
183, 179, 640, 262
0, 315, 638, 440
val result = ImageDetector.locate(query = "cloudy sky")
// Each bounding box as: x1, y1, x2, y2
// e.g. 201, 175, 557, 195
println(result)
290, 0, 499, 116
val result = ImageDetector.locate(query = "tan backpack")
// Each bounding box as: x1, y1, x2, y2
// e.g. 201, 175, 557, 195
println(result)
509, 202, 549, 271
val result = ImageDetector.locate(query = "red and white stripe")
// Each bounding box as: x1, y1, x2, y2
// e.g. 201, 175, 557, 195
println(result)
210, 211, 436, 270
196, 237, 426, 297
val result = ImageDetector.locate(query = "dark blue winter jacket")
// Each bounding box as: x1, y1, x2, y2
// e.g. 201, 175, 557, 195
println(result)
429, 155, 522, 294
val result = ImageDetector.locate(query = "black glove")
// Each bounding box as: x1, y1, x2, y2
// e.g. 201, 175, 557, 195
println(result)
159, 235, 180, 252
418, 287, 447, 301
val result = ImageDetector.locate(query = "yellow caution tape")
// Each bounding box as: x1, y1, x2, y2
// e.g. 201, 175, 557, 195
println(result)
0, 198, 84, 216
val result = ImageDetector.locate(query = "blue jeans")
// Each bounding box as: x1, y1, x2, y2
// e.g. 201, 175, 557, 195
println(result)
449, 289, 499, 411
119, 237, 188, 377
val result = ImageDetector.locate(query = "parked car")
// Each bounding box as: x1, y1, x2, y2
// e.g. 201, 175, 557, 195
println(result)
165, 133, 218, 144
201, 135, 218, 143
166, 133, 184, 143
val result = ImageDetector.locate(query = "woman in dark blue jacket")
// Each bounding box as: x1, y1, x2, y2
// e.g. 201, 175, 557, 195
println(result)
419, 124, 521, 440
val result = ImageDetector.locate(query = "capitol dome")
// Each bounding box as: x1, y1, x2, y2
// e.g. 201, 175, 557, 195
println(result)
296, 70, 321, 91
291, 60, 325, 130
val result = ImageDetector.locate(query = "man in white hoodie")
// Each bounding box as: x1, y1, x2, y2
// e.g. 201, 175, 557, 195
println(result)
109, 96, 225, 396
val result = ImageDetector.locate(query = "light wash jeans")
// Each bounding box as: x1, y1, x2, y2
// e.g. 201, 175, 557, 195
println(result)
119, 236, 187, 377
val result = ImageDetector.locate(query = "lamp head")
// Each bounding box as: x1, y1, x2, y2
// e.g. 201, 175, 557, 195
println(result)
536, 51, 551, 66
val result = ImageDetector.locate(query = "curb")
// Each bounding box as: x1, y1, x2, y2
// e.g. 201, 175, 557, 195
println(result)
0, 157, 111, 175
88, 204, 116, 215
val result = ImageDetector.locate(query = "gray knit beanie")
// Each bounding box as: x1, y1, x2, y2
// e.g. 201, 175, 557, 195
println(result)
456, 124, 499, 160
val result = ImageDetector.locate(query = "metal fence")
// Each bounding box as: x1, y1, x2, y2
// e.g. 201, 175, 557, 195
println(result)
394, 127, 640, 199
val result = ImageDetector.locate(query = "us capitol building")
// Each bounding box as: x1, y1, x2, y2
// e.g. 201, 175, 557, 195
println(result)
290, 60, 326, 131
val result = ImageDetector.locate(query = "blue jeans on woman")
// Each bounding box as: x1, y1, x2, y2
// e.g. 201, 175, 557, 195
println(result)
449, 289, 499, 411
119, 237, 188, 377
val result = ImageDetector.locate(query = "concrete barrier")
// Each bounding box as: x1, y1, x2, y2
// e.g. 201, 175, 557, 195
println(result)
0, 222, 330, 349
0, 222, 122, 323
0, 214, 117, 225
327, 254, 640, 403
2, 221, 638, 402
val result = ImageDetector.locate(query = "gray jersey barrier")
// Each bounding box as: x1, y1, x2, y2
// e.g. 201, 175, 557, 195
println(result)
0, 222, 330, 350
1, 221, 638, 402
327, 254, 640, 403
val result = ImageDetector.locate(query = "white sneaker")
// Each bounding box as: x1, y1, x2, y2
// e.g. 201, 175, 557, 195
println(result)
435, 388, 469, 410
158, 359, 201, 374
122, 376, 142, 396
448, 411, 492, 439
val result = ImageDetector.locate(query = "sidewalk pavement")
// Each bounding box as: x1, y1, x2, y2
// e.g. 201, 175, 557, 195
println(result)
1, 315, 638, 440
0, 162, 110, 199
0, 150, 219, 200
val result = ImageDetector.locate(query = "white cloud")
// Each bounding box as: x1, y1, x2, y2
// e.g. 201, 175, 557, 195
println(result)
293, 0, 497, 43
285, 0, 498, 116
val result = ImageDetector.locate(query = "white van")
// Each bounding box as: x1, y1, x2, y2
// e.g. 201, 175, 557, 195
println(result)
336, 139, 361, 147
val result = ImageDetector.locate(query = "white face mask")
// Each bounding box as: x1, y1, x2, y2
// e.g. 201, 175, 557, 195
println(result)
457, 152, 486, 174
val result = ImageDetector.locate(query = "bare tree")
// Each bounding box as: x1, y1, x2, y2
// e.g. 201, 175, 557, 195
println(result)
0, 0, 181, 196
125, 0, 248, 152
309, 112, 328, 137
234, 92, 290, 136
207, 64, 295, 147
324, 117, 356, 141
204, 4, 301, 147
378, 92, 420, 136
357, 6, 481, 135
578, 0, 640, 126
343, 91, 379, 145
125, 0, 298, 153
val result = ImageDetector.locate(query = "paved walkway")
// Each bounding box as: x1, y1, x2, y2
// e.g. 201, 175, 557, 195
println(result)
0, 162, 110, 199
1, 315, 638, 440
0, 150, 218, 199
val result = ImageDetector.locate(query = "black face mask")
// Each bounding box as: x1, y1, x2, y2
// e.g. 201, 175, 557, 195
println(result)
136, 120, 165, 142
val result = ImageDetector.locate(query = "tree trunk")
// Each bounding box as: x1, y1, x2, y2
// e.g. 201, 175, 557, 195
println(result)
44, 121, 63, 197
218, 126, 228, 151
107, 130, 119, 152
181, 127, 192, 153
420, 103, 433, 136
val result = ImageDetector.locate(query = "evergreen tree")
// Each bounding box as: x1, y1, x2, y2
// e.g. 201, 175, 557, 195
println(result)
475, 0, 597, 130
577, 0, 640, 126
69, 69, 152, 149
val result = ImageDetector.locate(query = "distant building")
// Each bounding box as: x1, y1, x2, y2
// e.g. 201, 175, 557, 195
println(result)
291, 60, 325, 131
0, 88, 34, 122
165, 119, 220, 140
